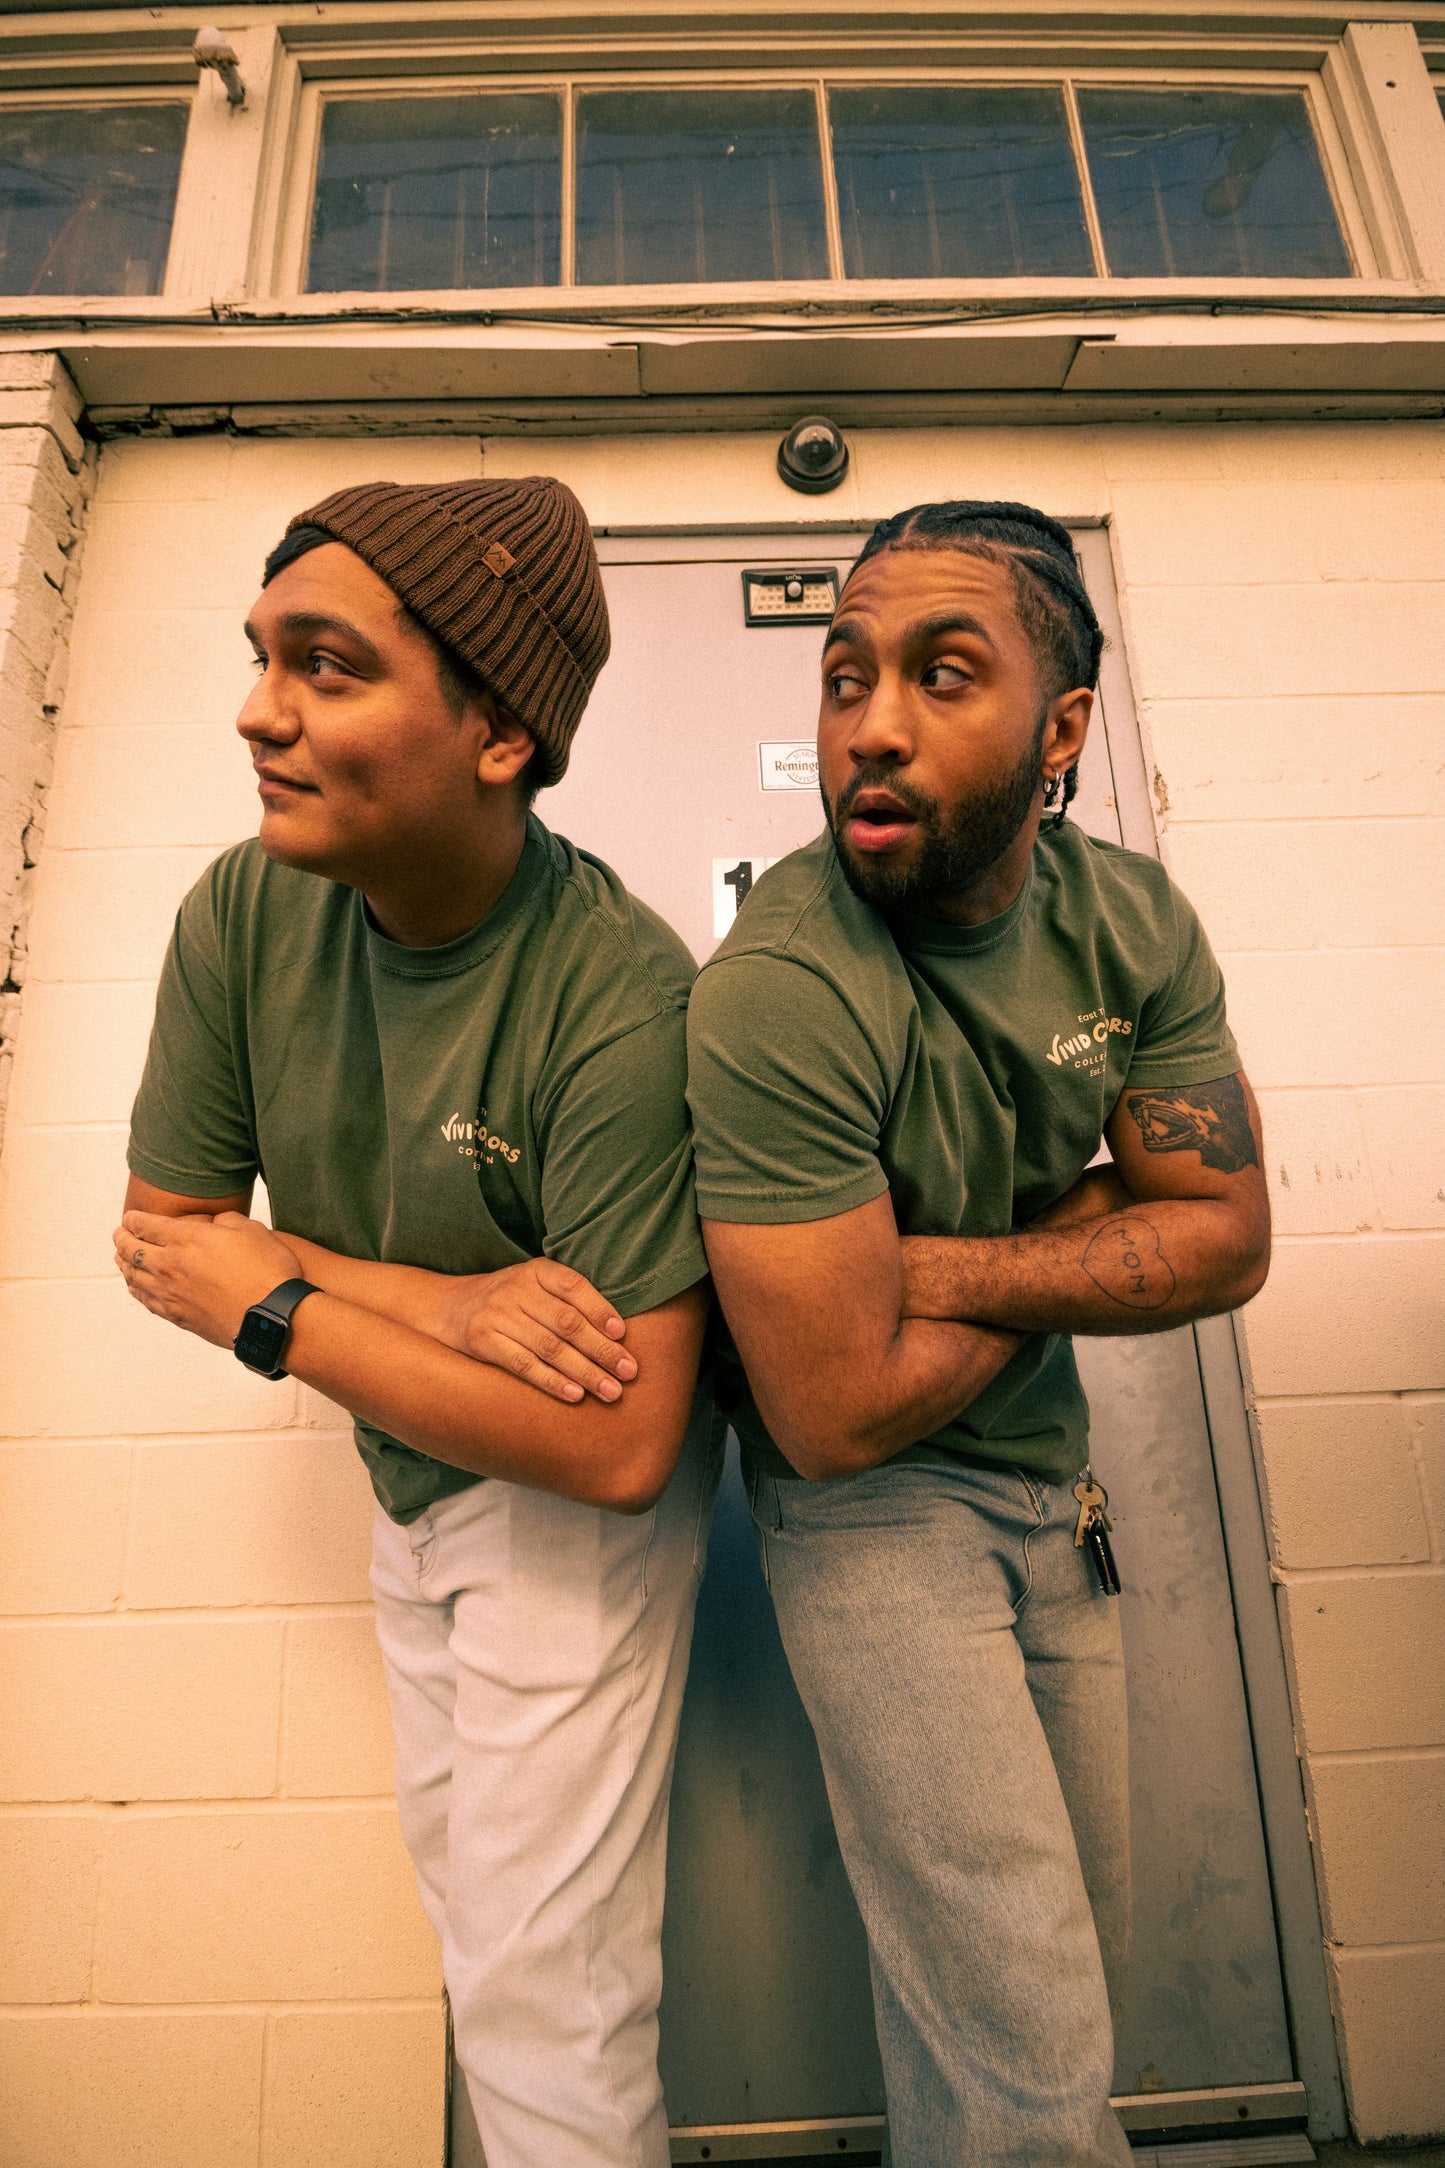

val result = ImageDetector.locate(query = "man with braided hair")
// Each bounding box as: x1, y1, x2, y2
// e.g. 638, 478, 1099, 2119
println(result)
686, 501, 1270, 2166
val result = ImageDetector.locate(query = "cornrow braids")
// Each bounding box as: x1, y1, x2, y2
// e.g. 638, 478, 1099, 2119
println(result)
852, 500, 1103, 828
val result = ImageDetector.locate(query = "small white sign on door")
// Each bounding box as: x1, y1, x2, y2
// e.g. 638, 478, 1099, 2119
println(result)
712, 856, 781, 938
758, 741, 819, 792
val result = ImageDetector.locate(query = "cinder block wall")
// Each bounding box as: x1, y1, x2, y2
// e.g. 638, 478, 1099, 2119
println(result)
0, 419, 1441, 2158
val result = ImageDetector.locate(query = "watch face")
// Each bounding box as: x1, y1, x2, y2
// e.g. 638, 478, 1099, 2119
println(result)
235, 1307, 288, 1375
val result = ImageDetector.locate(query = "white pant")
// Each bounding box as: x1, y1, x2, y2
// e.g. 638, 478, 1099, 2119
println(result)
369, 1397, 720, 2168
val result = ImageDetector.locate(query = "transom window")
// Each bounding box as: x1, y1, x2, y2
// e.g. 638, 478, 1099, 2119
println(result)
0, 100, 189, 295
301, 76, 1353, 292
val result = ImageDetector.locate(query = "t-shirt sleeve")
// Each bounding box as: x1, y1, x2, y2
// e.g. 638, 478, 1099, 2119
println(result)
127, 877, 260, 1198
686, 953, 890, 1225
537, 1007, 707, 1319
1125, 877, 1241, 1088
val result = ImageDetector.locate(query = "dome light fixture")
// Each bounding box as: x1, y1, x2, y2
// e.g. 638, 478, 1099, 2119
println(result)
777, 416, 849, 496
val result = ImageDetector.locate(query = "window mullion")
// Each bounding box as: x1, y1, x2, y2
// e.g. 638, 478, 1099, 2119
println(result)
815, 79, 845, 280
561, 77, 576, 286
1062, 77, 1108, 277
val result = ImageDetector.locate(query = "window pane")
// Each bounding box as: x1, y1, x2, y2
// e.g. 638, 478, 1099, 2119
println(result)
0, 104, 186, 296
829, 86, 1093, 278
575, 89, 829, 284
307, 94, 562, 292
1078, 88, 1350, 277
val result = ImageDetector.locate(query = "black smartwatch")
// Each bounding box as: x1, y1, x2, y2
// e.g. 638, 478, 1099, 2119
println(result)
233, 1277, 320, 1379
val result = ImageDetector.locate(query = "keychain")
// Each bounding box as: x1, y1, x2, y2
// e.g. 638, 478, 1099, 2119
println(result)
1073, 1471, 1121, 1597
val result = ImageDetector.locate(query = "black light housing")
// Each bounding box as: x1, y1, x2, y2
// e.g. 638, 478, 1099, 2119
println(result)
777, 416, 849, 495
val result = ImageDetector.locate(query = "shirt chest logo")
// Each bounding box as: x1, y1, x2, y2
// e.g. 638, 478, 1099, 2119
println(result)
1046, 1008, 1133, 1073
440, 1109, 521, 1166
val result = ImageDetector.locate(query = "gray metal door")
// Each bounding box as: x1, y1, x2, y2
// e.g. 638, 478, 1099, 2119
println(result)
451, 528, 1333, 2167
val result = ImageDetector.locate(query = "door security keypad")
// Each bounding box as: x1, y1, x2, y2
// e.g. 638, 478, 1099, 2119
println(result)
742, 566, 839, 626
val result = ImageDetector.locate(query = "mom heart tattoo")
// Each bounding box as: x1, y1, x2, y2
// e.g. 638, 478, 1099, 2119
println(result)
1080, 1215, 1177, 1310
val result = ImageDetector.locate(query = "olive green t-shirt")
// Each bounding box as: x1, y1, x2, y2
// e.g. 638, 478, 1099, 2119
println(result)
129, 818, 708, 1522
686, 823, 1239, 1485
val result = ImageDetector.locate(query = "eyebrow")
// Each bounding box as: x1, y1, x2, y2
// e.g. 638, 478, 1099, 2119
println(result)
823, 610, 998, 654
243, 610, 383, 664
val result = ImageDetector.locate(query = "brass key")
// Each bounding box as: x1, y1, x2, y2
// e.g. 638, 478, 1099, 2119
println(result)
1073, 1478, 1109, 1548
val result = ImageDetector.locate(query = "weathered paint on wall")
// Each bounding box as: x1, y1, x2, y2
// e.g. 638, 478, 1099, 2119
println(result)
0, 419, 1441, 2159
0, 352, 93, 1157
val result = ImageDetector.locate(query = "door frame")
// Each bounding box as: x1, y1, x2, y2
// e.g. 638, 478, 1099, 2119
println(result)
447, 514, 1347, 2164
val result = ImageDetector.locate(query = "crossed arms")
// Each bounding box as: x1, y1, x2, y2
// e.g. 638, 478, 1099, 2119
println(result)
701, 1072, 1270, 1481
119, 1176, 706, 1515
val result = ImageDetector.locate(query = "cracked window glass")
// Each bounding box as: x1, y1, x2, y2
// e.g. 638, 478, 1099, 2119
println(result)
829, 86, 1094, 278
575, 89, 829, 285
307, 93, 563, 292
1078, 88, 1350, 277
0, 104, 187, 296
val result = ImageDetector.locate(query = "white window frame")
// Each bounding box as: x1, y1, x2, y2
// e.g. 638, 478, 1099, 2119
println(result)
265, 56, 1376, 303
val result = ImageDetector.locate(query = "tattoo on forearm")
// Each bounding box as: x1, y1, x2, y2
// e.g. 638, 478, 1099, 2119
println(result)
1081, 1215, 1178, 1310
1125, 1074, 1259, 1176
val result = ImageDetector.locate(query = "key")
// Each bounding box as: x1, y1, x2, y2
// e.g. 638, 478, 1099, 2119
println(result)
1085, 1512, 1122, 1597
1073, 1478, 1108, 1548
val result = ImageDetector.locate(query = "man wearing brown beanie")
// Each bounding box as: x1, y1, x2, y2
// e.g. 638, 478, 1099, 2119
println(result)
113, 478, 715, 2168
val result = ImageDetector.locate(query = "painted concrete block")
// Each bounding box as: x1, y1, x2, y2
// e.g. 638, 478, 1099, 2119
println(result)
0, 2009, 264, 2168
76, 498, 280, 614
126, 1432, 373, 1609
1253, 1399, 1429, 1569
1330, 1945, 1445, 2141
0, 1617, 284, 1801
1359, 1087, 1445, 1230
1111, 479, 1445, 586
0, 1280, 297, 1438
97, 434, 237, 504
1280, 1572, 1445, 1753
47, 723, 258, 852
0, 1816, 104, 2000
1414, 1398, 1445, 1555
1242, 1235, 1445, 1397
6, 979, 158, 1127
0, 1123, 132, 1279
283, 1613, 396, 1799
1308, 1754, 1445, 1944
1218, 951, 1445, 1089
0, 1441, 129, 1613
263, 2005, 446, 2168
1252, 1091, 1375, 1237
482, 430, 826, 529
1166, 820, 1445, 953
1124, 582, 1445, 700
63, 606, 254, 731
849, 423, 1107, 519
228, 434, 482, 501
24, 847, 217, 984
95, 1804, 441, 2001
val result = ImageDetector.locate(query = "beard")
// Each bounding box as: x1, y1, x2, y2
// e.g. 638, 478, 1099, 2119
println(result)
824, 718, 1047, 913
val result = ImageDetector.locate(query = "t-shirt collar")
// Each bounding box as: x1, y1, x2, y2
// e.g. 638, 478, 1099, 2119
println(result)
889, 853, 1036, 958
363, 816, 547, 979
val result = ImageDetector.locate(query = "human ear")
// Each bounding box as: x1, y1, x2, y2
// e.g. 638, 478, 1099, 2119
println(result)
474, 704, 537, 791
1041, 687, 1093, 780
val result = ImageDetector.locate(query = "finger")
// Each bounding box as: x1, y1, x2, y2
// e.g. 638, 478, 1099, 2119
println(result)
539, 1300, 638, 1381
122, 1210, 174, 1244
533, 1261, 626, 1341
491, 1334, 587, 1405
511, 1325, 625, 1402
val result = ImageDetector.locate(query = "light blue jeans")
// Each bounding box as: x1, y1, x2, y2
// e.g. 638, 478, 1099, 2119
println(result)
748, 1455, 1133, 2168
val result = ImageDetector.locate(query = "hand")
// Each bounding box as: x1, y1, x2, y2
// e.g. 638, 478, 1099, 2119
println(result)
116, 1209, 304, 1350
429, 1258, 639, 1405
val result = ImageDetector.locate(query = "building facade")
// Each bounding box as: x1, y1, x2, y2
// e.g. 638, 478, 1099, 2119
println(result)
0, 6, 1443, 2164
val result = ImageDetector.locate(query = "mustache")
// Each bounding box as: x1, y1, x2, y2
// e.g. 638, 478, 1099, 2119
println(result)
831, 767, 939, 826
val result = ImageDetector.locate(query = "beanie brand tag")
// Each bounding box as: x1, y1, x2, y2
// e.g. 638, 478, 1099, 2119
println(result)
482, 543, 516, 577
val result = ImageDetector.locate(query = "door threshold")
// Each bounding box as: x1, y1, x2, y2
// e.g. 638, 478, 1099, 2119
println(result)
1131, 2139, 1315, 2166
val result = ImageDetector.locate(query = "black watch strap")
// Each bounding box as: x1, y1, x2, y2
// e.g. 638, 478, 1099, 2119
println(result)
255, 1277, 320, 1328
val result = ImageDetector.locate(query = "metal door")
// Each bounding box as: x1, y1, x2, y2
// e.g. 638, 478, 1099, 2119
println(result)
450, 527, 1336, 2167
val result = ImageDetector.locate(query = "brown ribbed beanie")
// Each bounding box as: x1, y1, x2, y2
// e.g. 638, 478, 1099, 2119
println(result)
289, 478, 609, 784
